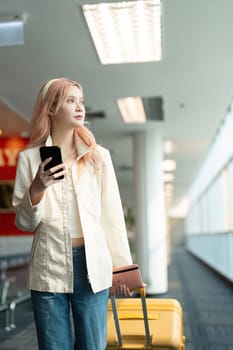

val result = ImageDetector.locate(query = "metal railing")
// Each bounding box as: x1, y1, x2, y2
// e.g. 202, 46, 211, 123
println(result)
0, 256, 31, 331
8, 293, 31, 329
0, 293, 30, 331
0, 303, 10, 331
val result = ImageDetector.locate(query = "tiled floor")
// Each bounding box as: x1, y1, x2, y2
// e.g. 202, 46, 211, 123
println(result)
0, 248, 232, 349
160, 249, 233, 350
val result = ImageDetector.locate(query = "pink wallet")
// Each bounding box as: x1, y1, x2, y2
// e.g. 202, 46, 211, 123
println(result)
112, 264, 145, 290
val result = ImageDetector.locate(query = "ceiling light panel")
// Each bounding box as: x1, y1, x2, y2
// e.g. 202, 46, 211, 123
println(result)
164, 173, 175, 182
163, 140, 175, 154
0, 15, 24, 47
82, 0, 162, 64
117, 96, 146, 123
162, 159, 176, 172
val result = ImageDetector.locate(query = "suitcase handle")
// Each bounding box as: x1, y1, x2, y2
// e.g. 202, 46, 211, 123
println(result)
118, 313, 159, 320
134, 286, 147, 297
110, 286, 152, 347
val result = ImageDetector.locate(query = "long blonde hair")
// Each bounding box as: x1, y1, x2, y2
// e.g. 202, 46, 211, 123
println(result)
28, 77, 101, 172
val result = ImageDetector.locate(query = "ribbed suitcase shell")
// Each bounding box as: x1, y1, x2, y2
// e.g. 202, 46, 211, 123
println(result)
107, 298, 185, 349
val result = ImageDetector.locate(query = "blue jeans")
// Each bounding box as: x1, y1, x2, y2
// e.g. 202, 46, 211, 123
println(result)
31, 246, 109, 350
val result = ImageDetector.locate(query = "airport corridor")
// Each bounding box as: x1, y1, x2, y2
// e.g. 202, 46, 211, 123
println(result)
0, 248, 232, 350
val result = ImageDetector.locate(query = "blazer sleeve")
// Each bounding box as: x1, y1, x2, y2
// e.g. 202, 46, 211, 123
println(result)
12, 151, 45, 232
101, 148, 132, 267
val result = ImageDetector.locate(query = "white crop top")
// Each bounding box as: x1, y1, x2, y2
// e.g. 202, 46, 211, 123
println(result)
66, 168, 83, 239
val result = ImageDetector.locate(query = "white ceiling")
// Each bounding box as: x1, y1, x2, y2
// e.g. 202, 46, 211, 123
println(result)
1, 0, 233, 212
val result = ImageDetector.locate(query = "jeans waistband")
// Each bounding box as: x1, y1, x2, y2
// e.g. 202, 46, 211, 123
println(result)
72, 245, 85, 252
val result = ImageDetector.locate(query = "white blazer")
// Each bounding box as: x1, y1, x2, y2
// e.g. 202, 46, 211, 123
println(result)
12, 135, 132, 293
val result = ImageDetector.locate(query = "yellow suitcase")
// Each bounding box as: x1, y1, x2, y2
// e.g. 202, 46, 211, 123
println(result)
107, 288, 185, 349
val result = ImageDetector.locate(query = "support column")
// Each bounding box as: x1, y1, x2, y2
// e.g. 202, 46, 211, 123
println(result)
133, 127, 167, 294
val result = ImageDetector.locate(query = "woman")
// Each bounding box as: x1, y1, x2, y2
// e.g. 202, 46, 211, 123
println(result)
12, 78, 132, 350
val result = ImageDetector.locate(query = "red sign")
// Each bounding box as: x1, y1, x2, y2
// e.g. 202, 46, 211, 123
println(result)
0, 137, 29, 180
0, 137, 31, 236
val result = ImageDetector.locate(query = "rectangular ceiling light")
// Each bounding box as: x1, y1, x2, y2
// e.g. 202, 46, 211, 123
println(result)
0, 15, 24, 47
162, 159, 176, 172
82, 0, 162, 64
117, 97, 146, 123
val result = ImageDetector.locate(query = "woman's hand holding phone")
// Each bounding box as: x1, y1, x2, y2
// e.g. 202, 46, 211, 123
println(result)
29, 146, 66, 205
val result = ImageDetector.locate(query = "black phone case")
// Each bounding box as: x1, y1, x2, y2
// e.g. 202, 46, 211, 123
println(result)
39, 146, 64, 179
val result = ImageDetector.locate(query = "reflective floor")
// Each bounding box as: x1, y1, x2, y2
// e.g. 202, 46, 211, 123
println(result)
160, 249, 233, 350
0, 248, 232, 350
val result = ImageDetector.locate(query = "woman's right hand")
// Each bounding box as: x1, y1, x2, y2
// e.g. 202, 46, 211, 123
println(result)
29, 158, 66, 205
110, 280, 134, 297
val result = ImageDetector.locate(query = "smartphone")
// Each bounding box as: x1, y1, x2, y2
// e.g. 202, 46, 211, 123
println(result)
39, 146, 64, 180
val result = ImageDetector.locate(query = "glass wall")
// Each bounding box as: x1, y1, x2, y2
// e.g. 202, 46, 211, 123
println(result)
185, 98, 233, 282
186, 100, 233, 234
